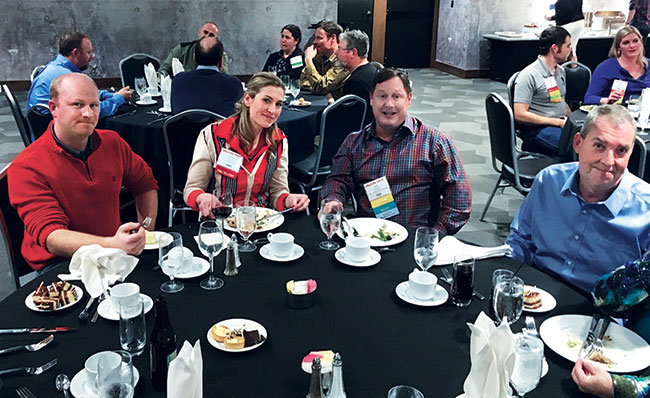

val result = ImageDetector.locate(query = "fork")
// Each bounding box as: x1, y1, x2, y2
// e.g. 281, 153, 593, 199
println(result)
0, 358, 57, 376
16, 386, 37, 398
342, 217, 360, 237
0, 334, 53, 355
586, 317, 611, 361
523, 316, 539, 337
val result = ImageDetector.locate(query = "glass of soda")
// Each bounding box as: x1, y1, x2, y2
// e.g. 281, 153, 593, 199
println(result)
451, 254, 475, 307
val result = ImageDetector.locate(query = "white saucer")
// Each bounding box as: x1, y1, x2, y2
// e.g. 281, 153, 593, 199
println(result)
175, 257, 210, 279
334, 248, 380, 267
158, 106, 171, 113
395, 281, 449, 306
70, 366, 140, 397
97, 294, 153, 321
259, 243, 304, 262
135, 99, 156, 106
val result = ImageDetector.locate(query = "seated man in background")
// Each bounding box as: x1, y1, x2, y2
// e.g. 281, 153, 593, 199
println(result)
319, 68, 471, 236
513, 26, 572, 155
171, 36, 243, 116
10, 73, 158, 271
159, 22, 230, 76
506, 105, 650, 294
300, 20, 349, 100
27, 32, 132, 119
336, 29, 378, 125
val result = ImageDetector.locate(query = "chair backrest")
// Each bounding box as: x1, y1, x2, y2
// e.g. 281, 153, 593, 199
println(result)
628, 135, 647, 179
26, 104, 52, 141
162, 109, 224, 201
485, 93, 517, 174
507, 71, 520, 110
0, 164, 31, 289
562, 61, 592, 111
2, 84, 32, 147
318, 94, 367, 168
119, 53, 161, 89
30, 65, 45, 82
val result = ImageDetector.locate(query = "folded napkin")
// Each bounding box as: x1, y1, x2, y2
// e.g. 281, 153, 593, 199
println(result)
144, 63, 158, 94
462, 312, 515, 398
168, 340, 202, 398
434, 236, 510, 265
68, 244, 138, 298
161, 75, 172, 110
172, 57, 184, 76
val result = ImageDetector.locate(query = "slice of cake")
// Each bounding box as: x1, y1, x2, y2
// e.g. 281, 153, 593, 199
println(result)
243, 327, 265, 347
145, 231, 157, 245
523, 289, 542, 309
32, 281, 79, 310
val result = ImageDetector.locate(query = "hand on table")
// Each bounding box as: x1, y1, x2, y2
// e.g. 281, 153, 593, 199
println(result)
571, 359, 615, 398
112, 222, 146, 255
285, 194, 310, 212
117, 86, 133, 100
196, 193, 220, 219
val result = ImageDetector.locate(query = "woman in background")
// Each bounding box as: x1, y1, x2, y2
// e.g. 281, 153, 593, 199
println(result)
263, 24, 305, 80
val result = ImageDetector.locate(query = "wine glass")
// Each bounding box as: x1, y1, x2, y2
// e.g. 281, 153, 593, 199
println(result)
198, 220, 225, 290
510, 333, 544, 397
158, 232, 184, 293
413, 227, 438, 272
212, 190, 233, 230
318, 199, 341, 250
134, 77, 147, 101
96, 350, 134, 398
235, 200, 257, 252
290, 78, 301, 101
493, 275, 524, 325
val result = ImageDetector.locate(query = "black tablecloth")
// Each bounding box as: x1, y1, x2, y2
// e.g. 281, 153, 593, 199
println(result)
0, 215, 597, 397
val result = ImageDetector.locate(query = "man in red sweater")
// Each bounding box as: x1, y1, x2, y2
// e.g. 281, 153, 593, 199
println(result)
9, 73, 158, 271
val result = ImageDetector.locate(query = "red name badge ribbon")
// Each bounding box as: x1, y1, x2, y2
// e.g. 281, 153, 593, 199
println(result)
215, 148, 243, 179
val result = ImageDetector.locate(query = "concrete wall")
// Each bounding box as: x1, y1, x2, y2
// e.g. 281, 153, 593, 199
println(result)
0, 0, 337, 82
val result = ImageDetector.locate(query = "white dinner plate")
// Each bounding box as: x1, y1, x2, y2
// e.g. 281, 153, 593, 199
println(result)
206, 318, 267, 353
335, 218, 408, 247
224, 208, 284, 233
395, 281, 449, 307
523, 285, 557, 313
135, 98, 157, 106
97, 294, 153, 321
175, 257, 210, 279
539, 314, 650, 373
70, 366, 140, 397
259, 243, 304, 262
144, 231, 173, 250
334, 248, 380, 267
25, 284, 84, 312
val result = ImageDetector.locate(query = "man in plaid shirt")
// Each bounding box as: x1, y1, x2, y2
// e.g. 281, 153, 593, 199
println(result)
318, 68, 471, 237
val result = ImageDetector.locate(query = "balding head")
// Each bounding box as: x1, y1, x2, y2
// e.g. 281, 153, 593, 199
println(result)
195, 36, 224, 67
198, 22, 218, 39
50, 73, 98, 102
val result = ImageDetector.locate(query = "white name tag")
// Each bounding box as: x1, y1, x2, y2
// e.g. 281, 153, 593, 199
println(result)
215, 148, 243, 178
290, 56, 304, 69
363, 176, 399, 219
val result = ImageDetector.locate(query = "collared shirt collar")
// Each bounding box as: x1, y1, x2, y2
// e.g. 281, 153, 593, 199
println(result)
196, 65, 219, 72
51, 125, 94, 160
536, 56, 555, 78
560, 165, 631, 216
365, 114, 417, 143
55, 54, 81, 73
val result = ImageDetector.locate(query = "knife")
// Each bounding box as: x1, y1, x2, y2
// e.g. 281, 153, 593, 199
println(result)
0, 327, 77, 334
259, 207, 293, 223
579, 313, 602, 358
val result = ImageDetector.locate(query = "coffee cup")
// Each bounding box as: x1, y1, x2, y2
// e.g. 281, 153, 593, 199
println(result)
140, 93, 153, 103
408, 270, 438, 300
345, 236, 370, 262
85, 351, 121, 386
108, 282, 140, 312
267, 232, 294, 257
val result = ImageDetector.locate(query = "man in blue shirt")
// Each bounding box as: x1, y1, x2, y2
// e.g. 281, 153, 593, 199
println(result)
26, 32, 132, 119
506, 104, 650, 293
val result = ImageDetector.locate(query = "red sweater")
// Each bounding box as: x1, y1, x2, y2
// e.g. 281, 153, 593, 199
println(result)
8, 127, 158, 270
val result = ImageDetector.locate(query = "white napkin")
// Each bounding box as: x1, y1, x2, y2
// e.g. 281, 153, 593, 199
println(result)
462, 312, 515, 398
172, 57, 185, 76
144, 63, 158, 94
67, 244, 138, 298
168, 340, 203, 398
639, 88, 650, 128
435, 236, 510, 265
161, 75, 172, 110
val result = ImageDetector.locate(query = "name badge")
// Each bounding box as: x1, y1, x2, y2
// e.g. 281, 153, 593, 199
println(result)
290, 56, 304, 69
544, 77, 562, 103
611, 79, 628, 104
363, 176, 399, 220
215, 148, 243, 179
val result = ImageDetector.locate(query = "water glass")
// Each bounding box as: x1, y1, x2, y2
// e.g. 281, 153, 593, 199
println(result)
628, 95, 641, 117
413, 227, 438, 272
318, 199, 341, 250
510, 332, 544, 397
235, 200, 257, 252
290, 78, 301, 101
158, 232, 184, 293
268, 65, 277, 75
494, 275, 524, 325
451, 254, 475, 307
490, 269, 514, 317
119, 298, 146, 356
280, 75, 291, 94
134, 77, 147, 100
96, 350, 134, 398
198, 220, 225, 290
387, 385, 424, 398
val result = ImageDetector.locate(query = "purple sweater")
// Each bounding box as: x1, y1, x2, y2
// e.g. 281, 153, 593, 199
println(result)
583, 57, 650, 104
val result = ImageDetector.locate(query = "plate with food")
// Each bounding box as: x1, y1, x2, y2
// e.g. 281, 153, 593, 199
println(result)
225, 207, 283, 233
522, 285, 556, 313
580, 105, 597, 113
290, 98, 311, 107
539, 314, 650, 373
25, 281, 83, 312
144, 231, 173, 250
335, 218, 408, 247
206, 318, 267, 353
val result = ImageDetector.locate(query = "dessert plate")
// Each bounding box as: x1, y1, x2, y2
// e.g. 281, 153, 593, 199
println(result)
335, 218, 408, 247
290, 99, 311, 107
523, 285, 556, 313
206, 318, 267, 353
135, 98, 157, 106
25, 284, 84, 312
225, 208, 284, 233
540, 314, 650, 373
259, 243, 304, 262
97, 294, 153, 321
395, 281, 448, 307
144, 231, 173, 250
70, 366, 140, 397
175, 257, 210, 279
334, 248, 380, 267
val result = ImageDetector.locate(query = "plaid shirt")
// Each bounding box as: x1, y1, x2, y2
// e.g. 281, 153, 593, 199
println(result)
630, 0, 650, 25
319, 115, 471, 237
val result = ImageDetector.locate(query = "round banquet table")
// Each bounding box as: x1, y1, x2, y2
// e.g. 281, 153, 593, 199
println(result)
0, 214, 607, 397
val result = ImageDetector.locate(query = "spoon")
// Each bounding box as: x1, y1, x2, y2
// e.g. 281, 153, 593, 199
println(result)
55, 373, 71, 397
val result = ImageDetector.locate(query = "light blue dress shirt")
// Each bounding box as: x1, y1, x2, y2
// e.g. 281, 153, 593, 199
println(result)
26, 54, 125, 119
506, 162, 650, 293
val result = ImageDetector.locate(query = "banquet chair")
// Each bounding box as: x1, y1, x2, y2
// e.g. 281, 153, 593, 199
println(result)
30, 65, 45, 82
163, 109, 225, 227
481, 93, 558, 222
289, 95, 366, 215
119, 53, 161, 89
0, 165, 31, 289
627, 136, 647, 180
562, 61, 591, 111
26, 104, 52, 141
2, 84, 33, 147
506, 71, 520, 110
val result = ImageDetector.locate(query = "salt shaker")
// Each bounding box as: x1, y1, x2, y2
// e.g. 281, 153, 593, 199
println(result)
224, 240, 238, 276
307, 357, 324, 398
327, 353, 346, 398
231, 233, 241, 267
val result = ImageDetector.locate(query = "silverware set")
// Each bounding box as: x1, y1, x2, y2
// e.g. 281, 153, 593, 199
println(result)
0, 334, 53, 355
580, 314, 611, 360
0, 358, 57, 376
